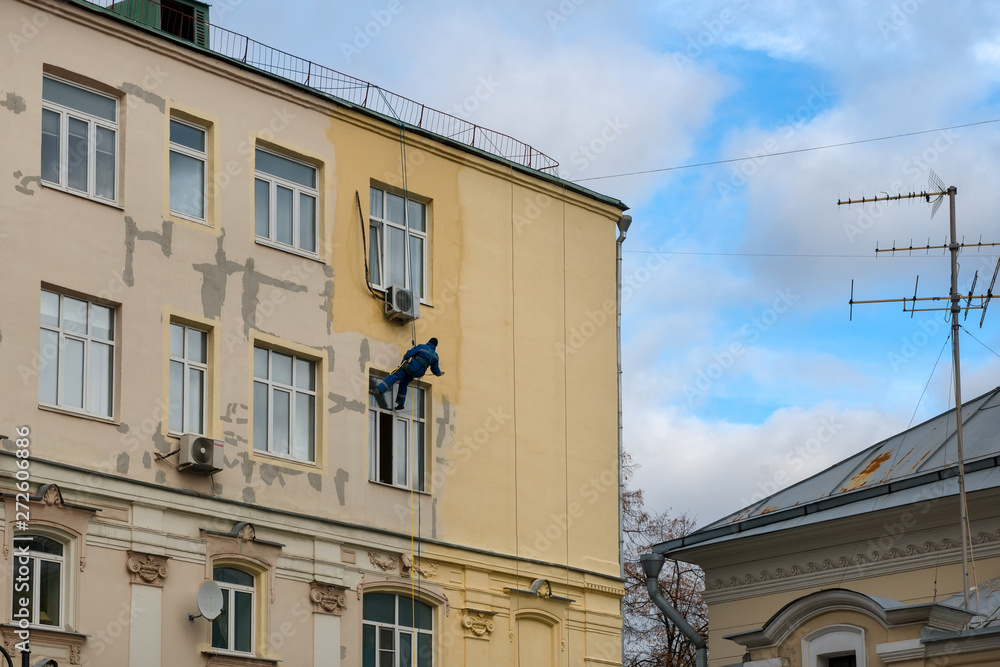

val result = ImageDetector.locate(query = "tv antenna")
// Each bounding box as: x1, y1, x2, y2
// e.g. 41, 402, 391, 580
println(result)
839, 170, 1000, 615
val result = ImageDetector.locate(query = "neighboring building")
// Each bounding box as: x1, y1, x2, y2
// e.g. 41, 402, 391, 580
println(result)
652, 386, 1000, 667
0, 0, 629, 665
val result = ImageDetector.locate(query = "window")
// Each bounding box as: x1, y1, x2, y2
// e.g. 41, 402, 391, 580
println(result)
11, 535, 64, 628
369, 378, 426, 491
169, 118, 207, 221
39, 290, 114, 418
362, 592, 432, 667
369, 187, 428, 298
212, 567, 254, 654
169, 323, 207, 435
41, 76, 117, 201
254, 148, 317, 254
802, 625, 865, 667
253, 347, 316, 462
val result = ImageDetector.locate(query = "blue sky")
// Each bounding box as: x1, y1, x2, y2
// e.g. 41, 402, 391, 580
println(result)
218, 0, 1000, 523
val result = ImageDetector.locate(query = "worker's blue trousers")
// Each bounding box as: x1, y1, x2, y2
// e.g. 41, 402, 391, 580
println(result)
377, 369, 415, 406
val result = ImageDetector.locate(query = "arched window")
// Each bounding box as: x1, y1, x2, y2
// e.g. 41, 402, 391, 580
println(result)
212, 566, 255, 654
11, 535, 64, 628
362, 592, 433, 667
802, 625, 866, 667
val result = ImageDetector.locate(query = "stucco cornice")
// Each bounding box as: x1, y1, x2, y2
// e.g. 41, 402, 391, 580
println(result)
703, 526, 1000, 602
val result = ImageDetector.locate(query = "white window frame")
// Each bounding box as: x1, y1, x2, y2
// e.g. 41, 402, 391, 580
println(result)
253, 346, 317, 463
802, 625, 865, 667
212, 567, 255, 655
11, 534, 65, 629
369, 187, 428, 299
168, 322, 208, 436
40, 75, 118, 203
39, 290, 115, 419
362, 592, 433, 667
168, 117, 208, 222
368, 377, 426, 491
254, 148, 318, 256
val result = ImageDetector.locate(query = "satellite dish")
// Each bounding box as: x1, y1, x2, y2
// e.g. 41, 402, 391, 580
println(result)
188, 580, 224, 622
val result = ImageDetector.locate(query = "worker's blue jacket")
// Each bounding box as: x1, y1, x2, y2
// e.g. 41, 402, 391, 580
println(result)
402, 343, 443, 378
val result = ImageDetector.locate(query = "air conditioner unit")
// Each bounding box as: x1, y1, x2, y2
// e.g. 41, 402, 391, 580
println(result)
385, 285, 420, 322
178, 434, 223, 474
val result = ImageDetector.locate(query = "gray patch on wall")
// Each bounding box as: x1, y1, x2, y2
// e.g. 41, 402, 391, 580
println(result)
1, 92, 26, 114
308, 472, 322, 492
116, 452, 129, 474
142, 451, 152, 469
234, 452, 255, 484
220, 402, 248, 425
320, 279, 334, 334
155, 470, 166, 484
334, 469, 349, 505
193, 231, 243, 321
243, 486, 256, 503
432, 498, 438, 539
319, 345, 335, 371
240, 257, 307, 336
259, 462, 303, 487
151, 430, 173, 456
124, 216, 173, 287
119, 82, 165, 113
436, 397, 452, 449
359, 338, 370, 372
328, 392, 365, 414
12, 171, 41, 196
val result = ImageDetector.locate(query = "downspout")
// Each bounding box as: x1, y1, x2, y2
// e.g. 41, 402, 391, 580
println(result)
640, 553, 708, 667
616, 214, 631, 662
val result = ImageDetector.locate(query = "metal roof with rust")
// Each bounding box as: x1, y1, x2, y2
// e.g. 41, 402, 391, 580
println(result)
653, 385, 1000, 557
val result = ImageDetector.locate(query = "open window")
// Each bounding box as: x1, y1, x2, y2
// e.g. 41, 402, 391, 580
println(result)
368, 375, 426, 491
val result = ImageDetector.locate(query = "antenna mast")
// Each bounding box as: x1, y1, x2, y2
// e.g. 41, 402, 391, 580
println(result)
840, 170, 999, 613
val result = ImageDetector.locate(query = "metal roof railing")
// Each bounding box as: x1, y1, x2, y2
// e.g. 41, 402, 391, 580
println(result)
80, 0, 559, 172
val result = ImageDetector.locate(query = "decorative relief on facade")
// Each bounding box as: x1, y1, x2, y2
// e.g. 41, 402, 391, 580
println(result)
42, 484, 62, 506
126, 551, 169, 587
401, 553, 438, 579
79, 556, 86, 572
70, 645, 81, 665
536, 580, 552, 598
310, 582, 348, 615
368, 551, 400, 573
237, 523, 256, 543
709, 528, 1000, 590
461, 611, 496, 639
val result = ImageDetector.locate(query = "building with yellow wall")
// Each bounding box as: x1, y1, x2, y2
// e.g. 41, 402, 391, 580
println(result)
0, 1, 629, 664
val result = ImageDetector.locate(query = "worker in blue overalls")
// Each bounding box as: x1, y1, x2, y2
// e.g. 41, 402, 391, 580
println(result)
371, 338, 444, 410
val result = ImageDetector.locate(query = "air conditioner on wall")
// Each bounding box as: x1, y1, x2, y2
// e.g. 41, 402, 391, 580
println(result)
178, 434, 223, 474
385, 285, 420, 322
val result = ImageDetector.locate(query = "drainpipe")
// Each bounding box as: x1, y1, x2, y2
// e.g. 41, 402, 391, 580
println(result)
640, 553, 708, 667
616, 214, 631, 664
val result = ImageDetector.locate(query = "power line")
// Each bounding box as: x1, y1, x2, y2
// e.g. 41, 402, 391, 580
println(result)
573, 118, 1000, 183
622, 249, 1000, 259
